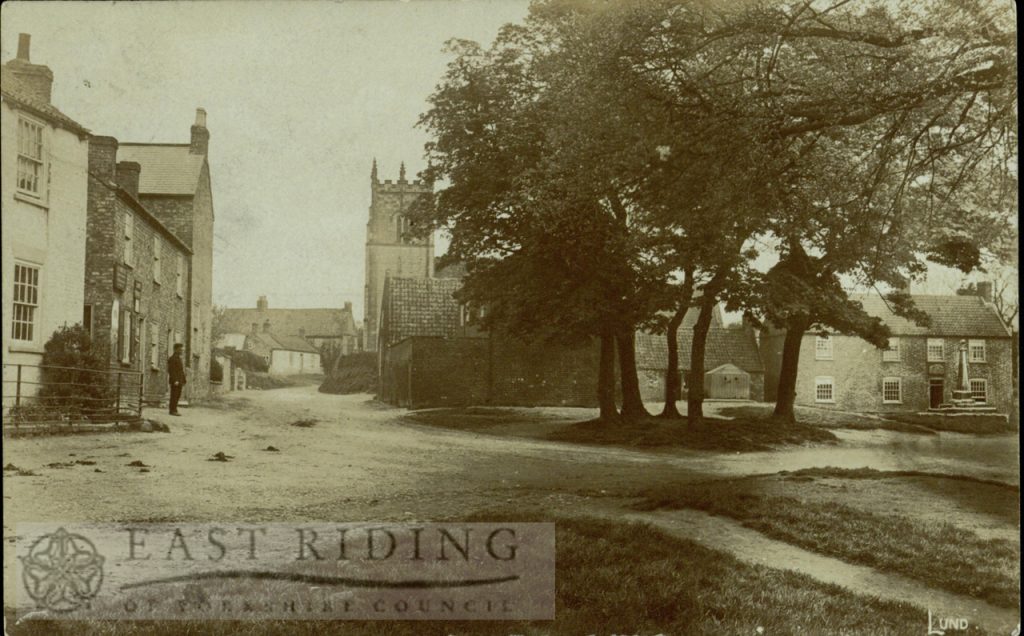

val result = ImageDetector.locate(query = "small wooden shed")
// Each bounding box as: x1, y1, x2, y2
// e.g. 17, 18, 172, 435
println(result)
704, 363, 751, 399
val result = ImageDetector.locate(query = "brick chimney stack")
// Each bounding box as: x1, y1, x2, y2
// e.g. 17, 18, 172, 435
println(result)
6, 34, 54, 103
115, 161, 141, 198
190, 107, 209, 155
344, 301, 353, 313
88, 136, 119, 180
257, 295, 268, 310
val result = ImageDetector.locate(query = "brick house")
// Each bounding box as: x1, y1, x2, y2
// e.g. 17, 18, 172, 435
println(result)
84, 136, 191, 405
116, 109, 215, 400
761, 291, 1015, 414
363, 161, 434, 352
2, 35, 90, 404
220, 296, 359, 358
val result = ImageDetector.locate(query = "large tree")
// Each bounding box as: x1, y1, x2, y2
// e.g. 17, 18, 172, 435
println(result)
411, 26, 660, 421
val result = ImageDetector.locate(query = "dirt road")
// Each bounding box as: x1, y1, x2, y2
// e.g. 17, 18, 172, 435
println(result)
4, 384, 1018, 529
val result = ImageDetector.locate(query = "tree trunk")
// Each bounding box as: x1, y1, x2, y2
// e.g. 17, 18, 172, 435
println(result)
686, 298, 716, 426
598, 331, 618, 421
617, 330, 649, 420
660, 308, 686, 419
772, 316, 810, 423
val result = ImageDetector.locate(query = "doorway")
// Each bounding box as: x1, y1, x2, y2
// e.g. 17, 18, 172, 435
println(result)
929, 378, 944, 409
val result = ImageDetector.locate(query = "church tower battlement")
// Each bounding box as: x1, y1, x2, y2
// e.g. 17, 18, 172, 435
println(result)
364, 159, 434, 351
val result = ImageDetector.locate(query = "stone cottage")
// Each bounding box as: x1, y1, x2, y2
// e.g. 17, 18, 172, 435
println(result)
760, 290, 1015, 414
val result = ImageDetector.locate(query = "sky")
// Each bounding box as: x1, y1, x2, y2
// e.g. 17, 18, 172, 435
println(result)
3, 1, 1012, 327
1, 0, 530, 320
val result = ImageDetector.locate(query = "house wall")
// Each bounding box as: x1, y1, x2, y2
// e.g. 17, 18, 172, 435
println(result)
84, 149, 190, 404
761, 333, 1015, 414
138, 167, 213, 401
268, 349, 321, 375
1, 100, 88, 405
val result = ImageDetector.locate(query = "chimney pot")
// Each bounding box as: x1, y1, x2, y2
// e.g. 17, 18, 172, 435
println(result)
17, 34, 31, 61
344, 301, 353, 313
257, 295, 268, 310
115, 161, 141, 198
195, 108, 207, 127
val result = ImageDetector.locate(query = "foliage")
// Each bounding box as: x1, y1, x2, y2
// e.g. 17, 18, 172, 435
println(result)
210, 305, 228, 345
319, 352, 377, 395
209, 358, 224, 383
217, 348, 269, 374
415, 0, 1016, 423
37, 324, 114, 412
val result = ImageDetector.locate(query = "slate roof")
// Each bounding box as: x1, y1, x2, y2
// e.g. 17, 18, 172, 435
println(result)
851, 293, 1011, 338
1, 66, 89, 137
635, 327, 764, 373
117, 144, 206, 195
247, 331, 319, 354
222, 307, 358, 339
380, 277, 463, 346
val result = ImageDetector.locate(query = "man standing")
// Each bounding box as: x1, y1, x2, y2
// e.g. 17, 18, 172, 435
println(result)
168, 343, 187, 416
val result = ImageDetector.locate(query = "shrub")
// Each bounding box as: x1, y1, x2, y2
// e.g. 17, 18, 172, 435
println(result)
38, 324, 114, 413
218, 348, 269, 373
319, 352, 377, 394
210, 358, 224, 383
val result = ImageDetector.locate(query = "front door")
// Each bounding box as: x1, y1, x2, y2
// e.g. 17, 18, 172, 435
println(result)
929, 379, 944, 409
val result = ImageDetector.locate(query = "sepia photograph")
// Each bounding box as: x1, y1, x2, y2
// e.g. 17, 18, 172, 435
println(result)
1, 0, 1019, 634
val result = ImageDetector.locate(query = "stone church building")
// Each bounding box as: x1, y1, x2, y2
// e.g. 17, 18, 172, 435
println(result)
363, 160, 433, 352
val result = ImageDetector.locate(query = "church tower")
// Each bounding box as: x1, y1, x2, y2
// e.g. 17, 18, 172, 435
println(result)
363, 159, 434, 351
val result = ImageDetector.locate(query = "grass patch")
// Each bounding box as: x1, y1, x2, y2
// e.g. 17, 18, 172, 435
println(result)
7, 516, 926, 636
640, 477, 1020, 608
546, 415, 837, 451
785, 466, 1020, 491
320, 352, 377, 395
885, 412, 1015, 435
406, 408, 837, 452
719, 404, 936, 434
289, 418, 318, 428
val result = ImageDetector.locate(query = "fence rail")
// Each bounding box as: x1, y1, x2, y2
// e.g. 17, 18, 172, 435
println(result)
2, 363, 144, 434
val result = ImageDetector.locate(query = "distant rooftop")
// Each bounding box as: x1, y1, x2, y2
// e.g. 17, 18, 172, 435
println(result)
117, 144, 205, 195
852, 293, 1011, 338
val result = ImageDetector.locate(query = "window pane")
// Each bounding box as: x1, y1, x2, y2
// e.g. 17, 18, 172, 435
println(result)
883, 379, 901, 402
